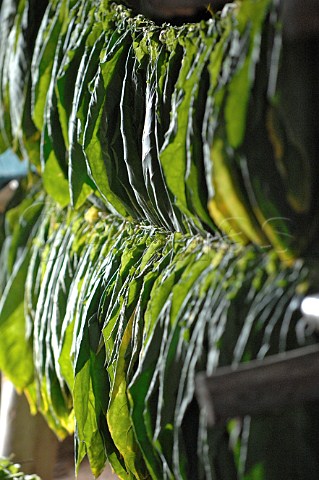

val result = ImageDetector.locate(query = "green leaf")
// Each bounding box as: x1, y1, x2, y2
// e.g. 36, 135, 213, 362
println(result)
42, 149, 70, 207
83, 31, 133, 217
0, 248, 34, 389
31, 0, 66, 130
107, 315, 148, 479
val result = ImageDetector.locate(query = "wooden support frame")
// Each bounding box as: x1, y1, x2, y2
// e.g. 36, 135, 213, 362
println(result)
195, 344, 319, 427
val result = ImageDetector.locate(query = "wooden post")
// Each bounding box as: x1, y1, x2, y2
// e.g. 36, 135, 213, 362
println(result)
0, 377, 59, 479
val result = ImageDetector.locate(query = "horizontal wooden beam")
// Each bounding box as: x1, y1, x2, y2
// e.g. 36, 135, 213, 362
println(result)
195, 344, 319, 426
137, 0, 319, 40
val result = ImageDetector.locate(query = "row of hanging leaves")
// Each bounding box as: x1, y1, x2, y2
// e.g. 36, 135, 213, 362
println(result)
1, 0, 317, 256
1, 185, 317, 479
0, 0, 318, 478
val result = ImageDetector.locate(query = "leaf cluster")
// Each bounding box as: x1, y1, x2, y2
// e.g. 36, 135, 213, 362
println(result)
0, 0, 318, 479
1, 187, 318, 478
0, 457, 41, 480
1, 0, 317, 258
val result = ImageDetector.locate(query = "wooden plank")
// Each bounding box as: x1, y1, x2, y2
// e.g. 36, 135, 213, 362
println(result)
195, 344, 319, 426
